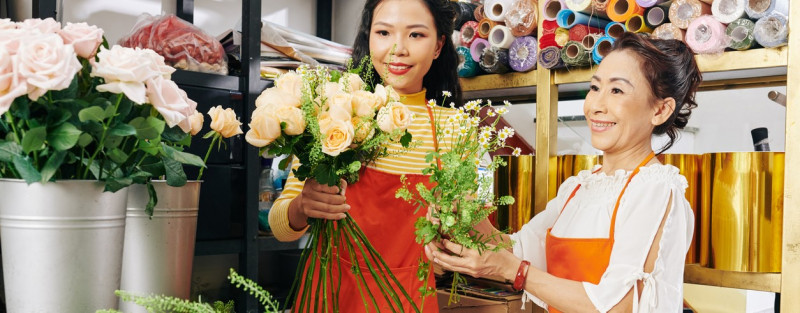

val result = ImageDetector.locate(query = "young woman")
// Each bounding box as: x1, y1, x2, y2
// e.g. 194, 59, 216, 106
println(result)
268, 0, 461, 312
426, 32, 701, 313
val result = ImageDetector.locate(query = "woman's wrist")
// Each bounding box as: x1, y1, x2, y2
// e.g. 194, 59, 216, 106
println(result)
287, 195, 309, 230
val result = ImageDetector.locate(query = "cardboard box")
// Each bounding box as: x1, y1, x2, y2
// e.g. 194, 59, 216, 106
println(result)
437, 290, 534, 313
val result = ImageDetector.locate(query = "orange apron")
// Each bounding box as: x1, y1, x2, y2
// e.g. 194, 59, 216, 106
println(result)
545, 152, 654, 313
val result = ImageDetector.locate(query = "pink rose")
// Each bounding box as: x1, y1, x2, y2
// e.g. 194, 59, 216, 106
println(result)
59, 22, 104, 59
92, 46, 163, 104
0, 29, 31, 55
18, 18, 60, 34
17, 33, 81, 101
0, 19, 18, 31
0, 51, 27, 115
145, 75, 196, 129
140, 48, 176, 78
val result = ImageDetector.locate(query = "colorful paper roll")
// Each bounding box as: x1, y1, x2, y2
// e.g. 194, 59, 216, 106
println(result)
478, 18, 499, 39
509, 36, 538, 72
566, 0, 610, 18
625, 14, 653, 33
669, 0, 712, 29
636, 0, 671, 8
645, 5, 669, 29
754, 12, 789, 48
538, 46, 565, 69
454, 2, 479, 30
685, 15, 728, 54
594, 0, 613, 17
561, 41, 592, 67
470, 38, 491, 62
569, 24, 603, 42
544, 0, 567, 21
480, 46, 511, 74
485, 0, 514, 22
489, 25, 515, 49
745, 0, 789, 20
457, 46, 482, 77
712, 0, 747, 24
461, 21, 480, 47
726, 18, 757, 50
592, 36, 615, 64
505, 0, 538, 37
581, 33, 603, 51
605, 22, 627, 39
554, 27, 571, 47
539, 33, 560, 48
475, 4, 486, 21
557, 10, 613, 29
607, 0, 645, 23
653, 23, 686, 40
453, 31, 463, 48
542, 19, 560, 35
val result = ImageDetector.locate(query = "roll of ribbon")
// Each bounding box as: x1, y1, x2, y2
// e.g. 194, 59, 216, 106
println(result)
594, 0, 612, 17
461, 21, 481, 47
539, 33, 560, 48
557, 10, 613, 29
478, 18, 499, 39
581, 33, 603, 51
625, 14, 653, 33
591, 35, 616, 64
607, 0, 645, 22
636, 0, 671, 8
538, 46, 566, 69
505, 0, 538, 37
754, 12, 789, 48
569, 24, 603, 42
555, 27, 571, 47
544, 0, 567, 21
653, 23, 686, 40
561, 40, 592, 67
475, 4, 486, 21
566, 0, 609, 18
485, 0, 515, 22
543, 20, 560, 35
685, 15, 729, 54
645, 5, 669, 29
712, 0, 747, 24
605, 22, 627, 39
489, 25, 516, 49
745, 0, 789, 20
453, 31, 463, 48
669, 0, 712, 29
453, 2, 479, 30
457, 46, 482, 77
726, 18, 757, 50
470, 38, 491, 62
480, 46, 511, 73
509, 36, 538, 72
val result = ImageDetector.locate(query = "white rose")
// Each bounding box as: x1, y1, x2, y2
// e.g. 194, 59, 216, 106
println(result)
0, 51, 27, 115
377, 101, 413, 133
92, 46, 163, 104
340, 72, 364, 93
18, 18, 60, 34
275, 72, 303, 100
0, 19, 17, 31
17, 33, 81, 101
140, 48, 176, 78
255, 87, 301, 108
59, 22, 104, 59
246, 106, 282, 147
316, 81, 343, 100
270, 105, 306, 135
145, 75, 196, 129
0, 29, 28, 55
321, 119, 354, 157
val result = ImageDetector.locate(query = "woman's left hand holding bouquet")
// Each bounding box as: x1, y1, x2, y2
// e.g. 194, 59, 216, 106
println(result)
286, 178, 350, 230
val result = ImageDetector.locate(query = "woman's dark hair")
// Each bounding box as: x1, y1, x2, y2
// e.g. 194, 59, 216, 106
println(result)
351, 0, 464, 107
611, 32, 702, 153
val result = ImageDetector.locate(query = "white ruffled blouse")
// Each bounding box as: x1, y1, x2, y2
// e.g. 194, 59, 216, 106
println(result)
510, 164, 695, 313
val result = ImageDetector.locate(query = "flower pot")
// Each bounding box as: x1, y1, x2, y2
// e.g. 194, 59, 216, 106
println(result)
119, 181, 200, 312
0, 179, 128, 312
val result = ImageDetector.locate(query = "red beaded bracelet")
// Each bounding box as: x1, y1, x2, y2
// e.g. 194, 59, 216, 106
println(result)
513, 260, 531, 291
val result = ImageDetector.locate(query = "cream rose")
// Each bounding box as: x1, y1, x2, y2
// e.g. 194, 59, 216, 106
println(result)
59, 22, 104, 59
92, 46, 164, 104
377, 101, 413, 133
316, 81, 343, 100
255, 87, 301, 108
340, 72, 364, 93
187, 110, 204, 136
18, 18, 60, 34
208, 105, 243, 138
384, 85, 400, 102
0, 51, 27, 115
270, 104, 306, 135
0, 19, 17, 31
275, 71, 303, 100
372, 84, 388, 107
17, 33, 81, 101
352, 116, 375, 143
326, 92, 353, 117
145, 75, 196, 129
351, 90, 383, 117
246, 106, 282, 147
321, 119, 354, 157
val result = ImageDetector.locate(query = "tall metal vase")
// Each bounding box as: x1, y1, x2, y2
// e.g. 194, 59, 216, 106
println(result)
119, 181, 200, 312
0, 179, 129, 312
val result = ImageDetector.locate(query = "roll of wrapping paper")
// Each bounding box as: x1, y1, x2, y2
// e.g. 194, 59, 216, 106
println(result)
607, 0, 645, 22
542, 19, 560, 35
754, 12, 789, 48
470, 38, 491, 62
636, 0, 671, 8
566, 0, 610, 18
645, 4, 670, 29
605, 22, 627, 39
453, 31, 463, 48
669, 0, 712, 29
544, 0, 567, 21
625, 14, 653, 33
480, 46, 511, 73
712, 0, 747, 24
478, 18, 500, 39
557, 10, 613, 29
461, 21, 480, 47
509, 36, 538, 72
475, 4, 486, 21
538, 46, 566, 69
457, 46, 482, 77
485, 0, 515, 22
561, 41, 592, 67
505, 0, 538, 37
555, 27, 571, 47
582, 33, 603, 51
685, 15, 728, 54
569, 24, 603, 42
594, 0, 613, 17
489, 25, 516, 49
745, 0, 789, 20
539, 33, 560, 48
726, 18, 757, 50
454, 2, 479, 30
653, 23, 686, 40
592, 35, 615, 63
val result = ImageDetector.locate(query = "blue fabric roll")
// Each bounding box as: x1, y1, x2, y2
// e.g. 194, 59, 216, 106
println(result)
457, 46, 482, 77
591, 36, 616, 64
604, 22, 627, 39
557, 10, 612, 29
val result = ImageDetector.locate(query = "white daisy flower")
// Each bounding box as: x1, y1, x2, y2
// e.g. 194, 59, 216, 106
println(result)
427, 99, 436, 108
512, 147, 522, 157
504, 100, 512, 107
444, 127, 454, 136
487, 110, 496, 117
442, 91, 452, 97
496, 107, 509, 115
459, 127, 469, 136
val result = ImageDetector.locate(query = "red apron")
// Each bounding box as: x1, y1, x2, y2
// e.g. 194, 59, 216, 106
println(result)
545, 152, 654, 313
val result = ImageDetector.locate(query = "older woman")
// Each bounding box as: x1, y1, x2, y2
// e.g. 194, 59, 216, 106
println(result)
426, 32, 701, 313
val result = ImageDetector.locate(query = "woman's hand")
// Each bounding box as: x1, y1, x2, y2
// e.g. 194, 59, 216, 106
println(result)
424, 239, 520, 283
288, 179, 349, 230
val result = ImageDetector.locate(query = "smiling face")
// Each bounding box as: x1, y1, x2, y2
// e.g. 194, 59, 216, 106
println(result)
369, 0, 444, 94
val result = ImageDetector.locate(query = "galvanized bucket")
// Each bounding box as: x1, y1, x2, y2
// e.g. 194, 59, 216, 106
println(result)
119, 181, 200, 312
0, 179, 128, 312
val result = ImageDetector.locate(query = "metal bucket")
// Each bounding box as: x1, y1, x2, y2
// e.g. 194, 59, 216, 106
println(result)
0, 179, 128, 312
119, 181, 200, 312
494, 155, 534, 232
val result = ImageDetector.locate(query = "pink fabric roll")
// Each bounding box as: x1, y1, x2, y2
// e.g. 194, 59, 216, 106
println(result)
685, 15, 728, 54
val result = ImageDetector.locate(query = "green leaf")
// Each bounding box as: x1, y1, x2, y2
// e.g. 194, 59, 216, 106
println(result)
202, 130, 217, 139
47, 123, 82, 151
78, 106, 106, 122
104, 176, 133, 193
139, 137, 161, 155
140, 160, 166, 177
129, 117, 165, 140
0, 141, 23, 162
108, 148, 128, 164
146, 181, 157, 216
130, 170, 153, 184
12, 155, 41, 184
40, 150, 67, 182
78, 133, 93, 147
21, 126, 46, 154
45, 109, 72, 127
51, 76, 78, 100
161, 144, 205, 168
162, 156, 187, 187
104, 104, 117, 119
104, 135, 123, 149
81, 158, 101, 179
109, 123, 136, 137
400, 131, 412, 148
312, 162, 339, 187
162, 125, 190, 143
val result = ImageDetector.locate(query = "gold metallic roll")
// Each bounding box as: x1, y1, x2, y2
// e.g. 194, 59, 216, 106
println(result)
494, 155, 534, 233
660, 154, 703, 264
701, 152, 784, 273
556, 155, 602, 190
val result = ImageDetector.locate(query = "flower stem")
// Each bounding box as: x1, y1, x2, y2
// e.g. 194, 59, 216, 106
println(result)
342, 221, 403, 313
4, 112, 21, 144
196, 133, 218, 181
83, 93, 123, 179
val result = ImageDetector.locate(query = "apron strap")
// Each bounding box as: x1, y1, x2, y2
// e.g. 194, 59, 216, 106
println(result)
608, 151, 655, 239
425, 104, 443, 169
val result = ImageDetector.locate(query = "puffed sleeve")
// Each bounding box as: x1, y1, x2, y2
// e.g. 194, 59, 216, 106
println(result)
582, 169, 694, 313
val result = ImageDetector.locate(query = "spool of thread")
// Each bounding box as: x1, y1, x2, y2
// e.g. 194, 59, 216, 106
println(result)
470, 38, 491, 62
461, 21, 481, 47
557, 10, 613, 29
645, 5, 669, 29
753, 12, 789, 48
544, 0, 567, 21
478, 18, 499, 39
685, 15, 729, 54
591, 36, 615, 63
726, 18, 757, 50
607, 0, 645, 23
485, 0, 515, 22
605, 22, 627, 39
712, 0, 747, 24
539, 33, 560, 48
566, 0, 609, 18
653, 23, 686, 40
480, 46, 511, 74
509, 36, 538, 72
505, 0, 538, 37
594, 0, 612, 17
542, 19, 560, 35
457, 46, 482, 77
489, 25, 516, 49
561, 41, 592, 67
555, 27, 571, 47
745, 0, 789, 20
453, 2, 479, 30
636, 0, 671, 8
538, 46, 565, 69
569, 24, 603, 42
625, 14, 653, 33
581, 33, 603, 51
475, 4, 486, 21
669, 0, 712, 29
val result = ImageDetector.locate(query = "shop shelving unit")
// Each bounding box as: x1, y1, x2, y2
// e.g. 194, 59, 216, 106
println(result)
460, 1, 799, 311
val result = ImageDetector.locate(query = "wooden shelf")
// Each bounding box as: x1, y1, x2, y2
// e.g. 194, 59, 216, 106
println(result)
683, 264, 781, 293
460, 71, 538, 92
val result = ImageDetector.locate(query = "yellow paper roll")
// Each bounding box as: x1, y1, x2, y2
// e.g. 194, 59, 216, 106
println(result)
625, 14, 653, 33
